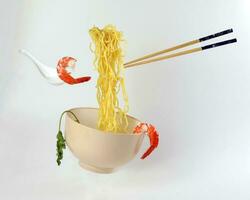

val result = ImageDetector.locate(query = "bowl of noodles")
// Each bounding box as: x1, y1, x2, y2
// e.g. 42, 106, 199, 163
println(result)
56, 25, 158, 173
65, 107, 145, 173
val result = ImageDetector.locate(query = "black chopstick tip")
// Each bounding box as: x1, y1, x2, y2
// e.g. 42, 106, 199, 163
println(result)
228, 38, 237, 44
201, 38, 237, 50
199, 28, 234, 42
227, 28, 233, 33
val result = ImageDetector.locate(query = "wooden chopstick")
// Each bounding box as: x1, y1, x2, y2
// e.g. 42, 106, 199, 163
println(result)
124, 28, 233, 67
124, 38, 237, 68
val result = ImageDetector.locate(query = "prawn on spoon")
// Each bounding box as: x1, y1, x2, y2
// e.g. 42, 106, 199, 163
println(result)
19, 49, 91, 85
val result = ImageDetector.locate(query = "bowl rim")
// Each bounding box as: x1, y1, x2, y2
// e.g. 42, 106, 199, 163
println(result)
66, 107, 143, 136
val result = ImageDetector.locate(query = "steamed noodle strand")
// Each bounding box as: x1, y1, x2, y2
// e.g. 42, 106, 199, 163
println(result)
89, 25, 129, 133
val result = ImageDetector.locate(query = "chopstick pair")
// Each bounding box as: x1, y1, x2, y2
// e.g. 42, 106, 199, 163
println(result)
124, 29, 237, 68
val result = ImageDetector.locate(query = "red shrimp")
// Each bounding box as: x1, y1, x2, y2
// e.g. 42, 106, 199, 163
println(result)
133, 123, 159, 159
57, 57, 91, 85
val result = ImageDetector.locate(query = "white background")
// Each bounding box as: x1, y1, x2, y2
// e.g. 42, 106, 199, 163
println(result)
1, 0, 250, 199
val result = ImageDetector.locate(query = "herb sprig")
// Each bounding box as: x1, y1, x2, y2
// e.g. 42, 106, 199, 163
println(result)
56, 111, 80, 166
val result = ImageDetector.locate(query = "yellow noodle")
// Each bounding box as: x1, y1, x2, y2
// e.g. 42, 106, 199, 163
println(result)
89, 25, 129, 133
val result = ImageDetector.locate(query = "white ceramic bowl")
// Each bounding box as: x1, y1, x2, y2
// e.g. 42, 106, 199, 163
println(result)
65, 107, 145, 173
